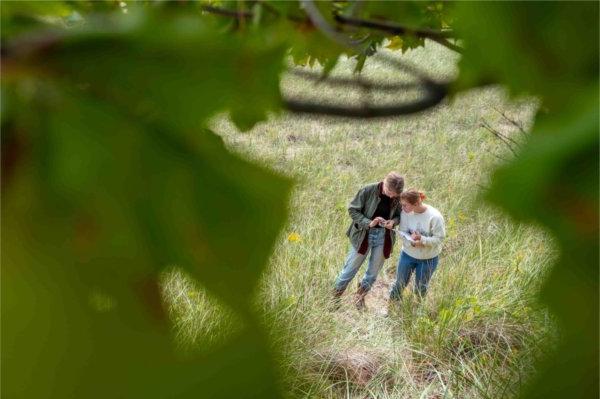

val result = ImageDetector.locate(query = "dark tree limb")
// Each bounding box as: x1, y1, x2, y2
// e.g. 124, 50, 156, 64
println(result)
425, 36, 463, 54
283, 81, 448, 118
333, 13, 455, 40
300, 0, 355, 47
279, 0, 451, 118
200, 3, 463, 54
333, 13, 463, 54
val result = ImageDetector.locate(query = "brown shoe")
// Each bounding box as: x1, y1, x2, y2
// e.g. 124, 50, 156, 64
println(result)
354, 285, 368, 311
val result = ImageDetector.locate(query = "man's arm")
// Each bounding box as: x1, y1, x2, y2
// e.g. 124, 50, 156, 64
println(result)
348, 187, 372, 229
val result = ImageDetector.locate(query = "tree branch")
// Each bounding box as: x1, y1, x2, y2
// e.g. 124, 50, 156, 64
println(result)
426, 36, 464, 54
199, 3, 463, 54
300, 0, 354, 47
333, 13, 463, 54
283, 81, 448, 118
333, 13, 455, 39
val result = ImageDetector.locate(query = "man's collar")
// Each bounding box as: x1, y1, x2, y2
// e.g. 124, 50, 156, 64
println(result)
378, 181, 385, 198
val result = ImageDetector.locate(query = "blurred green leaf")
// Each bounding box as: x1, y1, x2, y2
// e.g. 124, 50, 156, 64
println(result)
1, 0, 74, 20
286, 22, 348, 68
3, 89, 289, 399
2, 6, 291, 399
485, 89, 599, 398
456, 2, 599, 398
2, 2, 599, 398
454, 2, 599, 110
21, 10, 285, 132
359, 1, 451, 31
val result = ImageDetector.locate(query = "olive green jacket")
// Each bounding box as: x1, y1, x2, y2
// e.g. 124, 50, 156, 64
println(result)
345, 182, 401, 252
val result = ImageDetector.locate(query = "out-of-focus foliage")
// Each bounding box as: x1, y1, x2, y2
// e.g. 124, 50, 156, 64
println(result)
3, 3, 290, 398
488, 89, 598, 398
454, 2, 598, 397
1, 1, 598, 398
454, 3, 597, 110
357, 1, 452, 53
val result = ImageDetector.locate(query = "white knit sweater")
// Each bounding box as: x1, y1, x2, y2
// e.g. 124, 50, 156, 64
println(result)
398, 205, 445, 260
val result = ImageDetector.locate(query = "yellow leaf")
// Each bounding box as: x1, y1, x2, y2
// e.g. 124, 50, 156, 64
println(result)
386, 36, 404, 51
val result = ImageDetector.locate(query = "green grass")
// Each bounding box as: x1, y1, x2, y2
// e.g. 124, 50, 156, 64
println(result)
161, 42, 556, 398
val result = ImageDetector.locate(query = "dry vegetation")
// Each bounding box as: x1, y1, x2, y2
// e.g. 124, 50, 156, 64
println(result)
162, 41, 556, 398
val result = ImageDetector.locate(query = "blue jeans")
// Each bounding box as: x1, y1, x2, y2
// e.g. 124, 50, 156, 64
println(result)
335, 228, 386, 292
389, 251, 439, 299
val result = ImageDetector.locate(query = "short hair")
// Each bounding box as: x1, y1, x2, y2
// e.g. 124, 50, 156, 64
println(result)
384, 172, 404, 195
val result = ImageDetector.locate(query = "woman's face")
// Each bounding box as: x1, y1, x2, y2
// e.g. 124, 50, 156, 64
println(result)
401, 200, 417, 213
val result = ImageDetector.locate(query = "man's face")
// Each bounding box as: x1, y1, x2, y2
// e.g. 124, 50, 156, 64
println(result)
383, 183, 400, 199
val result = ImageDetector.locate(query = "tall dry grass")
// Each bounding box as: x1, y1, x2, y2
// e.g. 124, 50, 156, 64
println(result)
161, 41, 555, 398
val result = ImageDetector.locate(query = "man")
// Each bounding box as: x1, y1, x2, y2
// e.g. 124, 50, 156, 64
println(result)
333, 172, 404, 309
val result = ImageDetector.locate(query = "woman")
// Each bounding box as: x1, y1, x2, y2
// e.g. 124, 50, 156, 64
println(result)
389, 189, 445, 300
333, 172, 404, 309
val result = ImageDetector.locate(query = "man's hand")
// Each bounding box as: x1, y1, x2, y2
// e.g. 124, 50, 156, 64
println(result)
383, 220, 395, 229
369, 217, 386, 228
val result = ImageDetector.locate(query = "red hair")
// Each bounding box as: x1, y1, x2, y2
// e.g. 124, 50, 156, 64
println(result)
400, 189, 426, 205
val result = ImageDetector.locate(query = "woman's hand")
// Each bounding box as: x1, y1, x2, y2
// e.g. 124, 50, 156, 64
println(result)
411, 231, 421, 241
383, 220, 395, 229
369, 217, 386, 228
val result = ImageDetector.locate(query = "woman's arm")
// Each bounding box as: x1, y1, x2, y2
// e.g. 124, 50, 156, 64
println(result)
420, 215, 446, 246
